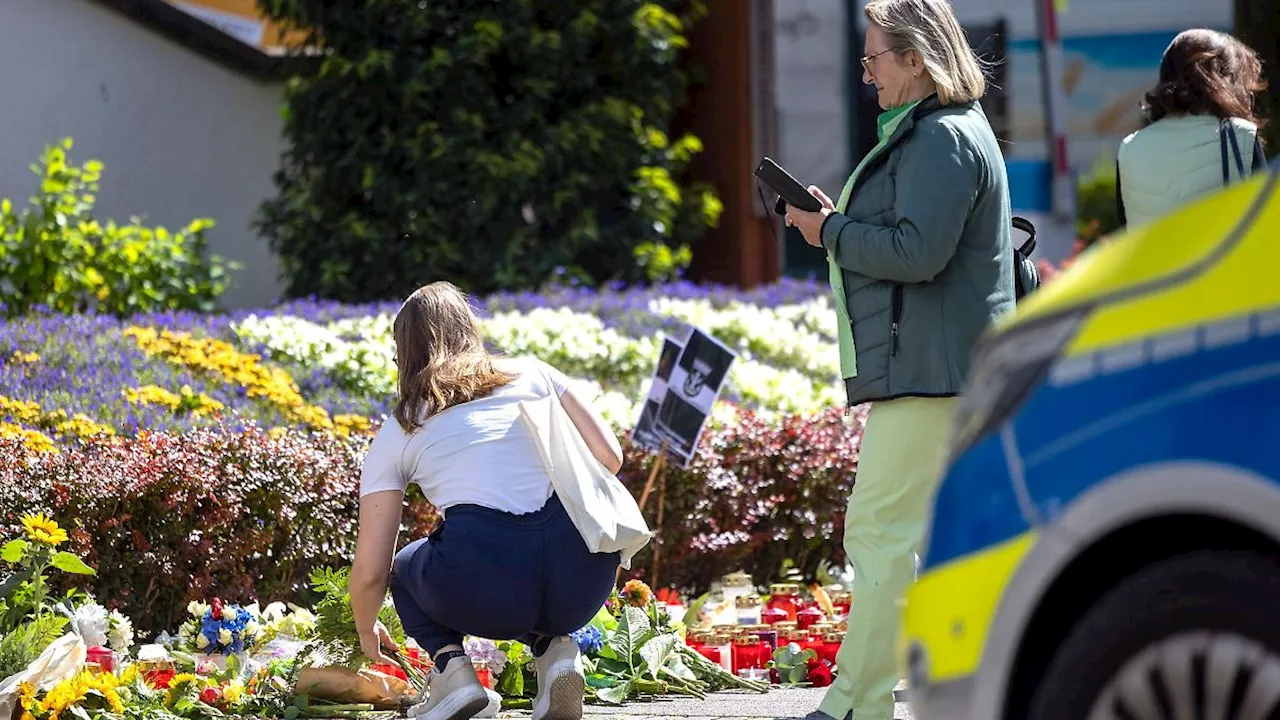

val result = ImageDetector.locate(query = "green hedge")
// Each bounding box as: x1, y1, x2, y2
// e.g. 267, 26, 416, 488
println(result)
255, 0, 722, 301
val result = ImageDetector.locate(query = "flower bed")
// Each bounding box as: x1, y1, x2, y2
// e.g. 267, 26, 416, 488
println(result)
0, 279, 843, 441
0, 279, 863, 630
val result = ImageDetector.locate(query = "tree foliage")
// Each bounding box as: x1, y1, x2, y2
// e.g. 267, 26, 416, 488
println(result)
255, 0, 722, 302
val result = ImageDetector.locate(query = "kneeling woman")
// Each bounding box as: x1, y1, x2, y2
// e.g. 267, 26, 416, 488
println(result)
350, 281, 624, 720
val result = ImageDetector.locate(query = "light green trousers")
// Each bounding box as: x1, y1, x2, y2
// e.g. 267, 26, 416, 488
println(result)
819, 396, 958, 720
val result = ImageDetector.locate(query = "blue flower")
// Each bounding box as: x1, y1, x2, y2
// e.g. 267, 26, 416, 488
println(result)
570, 626, 604, 655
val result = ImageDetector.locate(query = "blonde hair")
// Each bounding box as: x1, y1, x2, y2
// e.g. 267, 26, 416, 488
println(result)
392, 281, 517, 433
865, 0, 987, 105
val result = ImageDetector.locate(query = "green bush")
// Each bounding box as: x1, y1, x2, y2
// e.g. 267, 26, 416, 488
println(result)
1075, 154, 1122, 248
255, 0, 722, 302
0, 139, 238, 318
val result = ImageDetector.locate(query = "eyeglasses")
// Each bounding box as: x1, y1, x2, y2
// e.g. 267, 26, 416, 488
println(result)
861, 47, 899, 73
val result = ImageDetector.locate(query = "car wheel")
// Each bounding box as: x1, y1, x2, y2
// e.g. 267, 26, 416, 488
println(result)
1027, 551, 1280, 720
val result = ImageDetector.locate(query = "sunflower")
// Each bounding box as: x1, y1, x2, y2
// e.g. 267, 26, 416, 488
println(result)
20, 513, 68, 547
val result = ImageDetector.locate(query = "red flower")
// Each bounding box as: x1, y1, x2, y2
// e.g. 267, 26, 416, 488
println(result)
200, 686, 222, 706
807, 658, 834, 687
210, 597, 223, 619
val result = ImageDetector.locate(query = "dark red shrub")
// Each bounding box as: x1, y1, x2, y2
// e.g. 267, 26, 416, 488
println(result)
0, 424, 440, 634
617, 406, 865, 595
0, 408, 866, 632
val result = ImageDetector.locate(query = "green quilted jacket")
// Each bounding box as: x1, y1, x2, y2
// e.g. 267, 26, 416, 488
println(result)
821, 95, 1016, 406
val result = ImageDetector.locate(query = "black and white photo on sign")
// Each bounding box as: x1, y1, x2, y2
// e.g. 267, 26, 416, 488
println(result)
655, 328, 736, 465
631, 336, 684, 452
664, 328, 734, 414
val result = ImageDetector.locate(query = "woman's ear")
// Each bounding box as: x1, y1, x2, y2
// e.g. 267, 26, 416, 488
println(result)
906, 49, 924, 76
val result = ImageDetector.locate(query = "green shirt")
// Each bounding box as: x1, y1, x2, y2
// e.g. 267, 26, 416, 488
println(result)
828, 100, 922, 379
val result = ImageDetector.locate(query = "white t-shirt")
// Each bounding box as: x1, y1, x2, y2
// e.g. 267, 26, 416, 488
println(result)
359, 357, 572, 515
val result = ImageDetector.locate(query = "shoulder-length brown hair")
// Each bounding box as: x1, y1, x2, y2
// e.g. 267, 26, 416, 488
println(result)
1142, 29, 1268, 131
392, 281, 517, 433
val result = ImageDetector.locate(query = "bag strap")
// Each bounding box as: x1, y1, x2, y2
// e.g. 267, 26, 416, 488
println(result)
1220, 120, 1233, 185
1253, 133, 1269, 172
1011, 216, 1037, 256
1227, 122, 1247, 179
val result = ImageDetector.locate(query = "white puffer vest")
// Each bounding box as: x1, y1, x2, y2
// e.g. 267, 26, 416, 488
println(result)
1118, 115, 1262, 228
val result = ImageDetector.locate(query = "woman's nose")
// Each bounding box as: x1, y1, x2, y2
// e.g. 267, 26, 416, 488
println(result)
862, 65, 874, 85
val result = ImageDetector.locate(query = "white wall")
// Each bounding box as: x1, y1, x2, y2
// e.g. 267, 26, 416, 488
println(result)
0, 0, 286, 309
773, 0, 849, 206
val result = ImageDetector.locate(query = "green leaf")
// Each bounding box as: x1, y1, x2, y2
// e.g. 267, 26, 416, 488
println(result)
607, 606, 653, 664
0, 568, 34, 600
585, 674, 618, 690
595, 680, 632, 705
681, 592, 709, 628
49, 551, 95, 576
664, 654, 697, 683
788, 665, 808, 684
1, 540, 27, 563
498, 663, 525, 698
638, 633, 676, 681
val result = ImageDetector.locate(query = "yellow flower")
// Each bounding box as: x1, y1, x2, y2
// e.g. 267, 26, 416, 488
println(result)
21, 513, 68, 546
222, 680, 245, 705
124, 327, 340, 432
0, 423, 57, 453
17, 681, 36, 710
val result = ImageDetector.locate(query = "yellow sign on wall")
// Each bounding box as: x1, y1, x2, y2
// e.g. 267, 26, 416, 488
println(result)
160, 0, 311, 52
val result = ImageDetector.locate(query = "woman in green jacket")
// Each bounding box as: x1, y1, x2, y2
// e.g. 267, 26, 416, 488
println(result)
784, 0, 1015, 717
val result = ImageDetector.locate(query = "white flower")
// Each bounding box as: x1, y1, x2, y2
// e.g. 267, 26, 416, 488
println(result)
244, 602, 262, 618
244, 620, 261, 639
196, 633, 211, 649
188, 601, 210, 619
282, 608, 317, 638
107, 609, 134, 653
221, 606, 237, 622
72, 603, 109, 647
218, 628, 233, 646
262, 601, 288, 623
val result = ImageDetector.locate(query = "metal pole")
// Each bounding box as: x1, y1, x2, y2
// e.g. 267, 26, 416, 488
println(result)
1034, 0, 1075, 221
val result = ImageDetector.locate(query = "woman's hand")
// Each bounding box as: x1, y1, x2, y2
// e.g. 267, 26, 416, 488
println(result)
785, 185, 836, 248
359, 620, 400, 665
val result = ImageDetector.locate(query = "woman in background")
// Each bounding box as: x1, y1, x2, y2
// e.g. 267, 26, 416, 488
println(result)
1117, 29, 1269, 228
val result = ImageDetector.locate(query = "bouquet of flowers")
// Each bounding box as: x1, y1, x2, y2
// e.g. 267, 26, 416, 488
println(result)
69, 600, 135, 653
180, 598, 262, 656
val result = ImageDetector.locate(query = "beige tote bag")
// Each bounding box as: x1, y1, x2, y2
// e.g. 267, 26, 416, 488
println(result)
518, 381, 652, 570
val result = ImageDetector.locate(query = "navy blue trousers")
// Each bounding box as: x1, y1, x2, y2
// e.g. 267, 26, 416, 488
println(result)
389, 494, 620, 657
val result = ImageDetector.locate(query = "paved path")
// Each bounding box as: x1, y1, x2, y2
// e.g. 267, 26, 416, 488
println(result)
499, 687, 912, 719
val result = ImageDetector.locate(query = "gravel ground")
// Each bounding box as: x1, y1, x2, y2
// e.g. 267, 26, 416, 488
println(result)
499, 686, 912, 719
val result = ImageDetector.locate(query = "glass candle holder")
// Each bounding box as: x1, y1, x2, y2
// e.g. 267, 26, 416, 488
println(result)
797, 604, 826, 630
750, 624, 779, 652
767, 583, 802, 622
731, 634, 762, 673
832, 591, 852, 618
711, 634, 733, 673
821, 632, 844, 666
735, 594, 762, 626
86, 646, 116, 675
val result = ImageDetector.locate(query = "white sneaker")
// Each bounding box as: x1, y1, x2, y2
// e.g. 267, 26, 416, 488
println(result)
407, 658, 489, 720
531, 637, 584, 720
